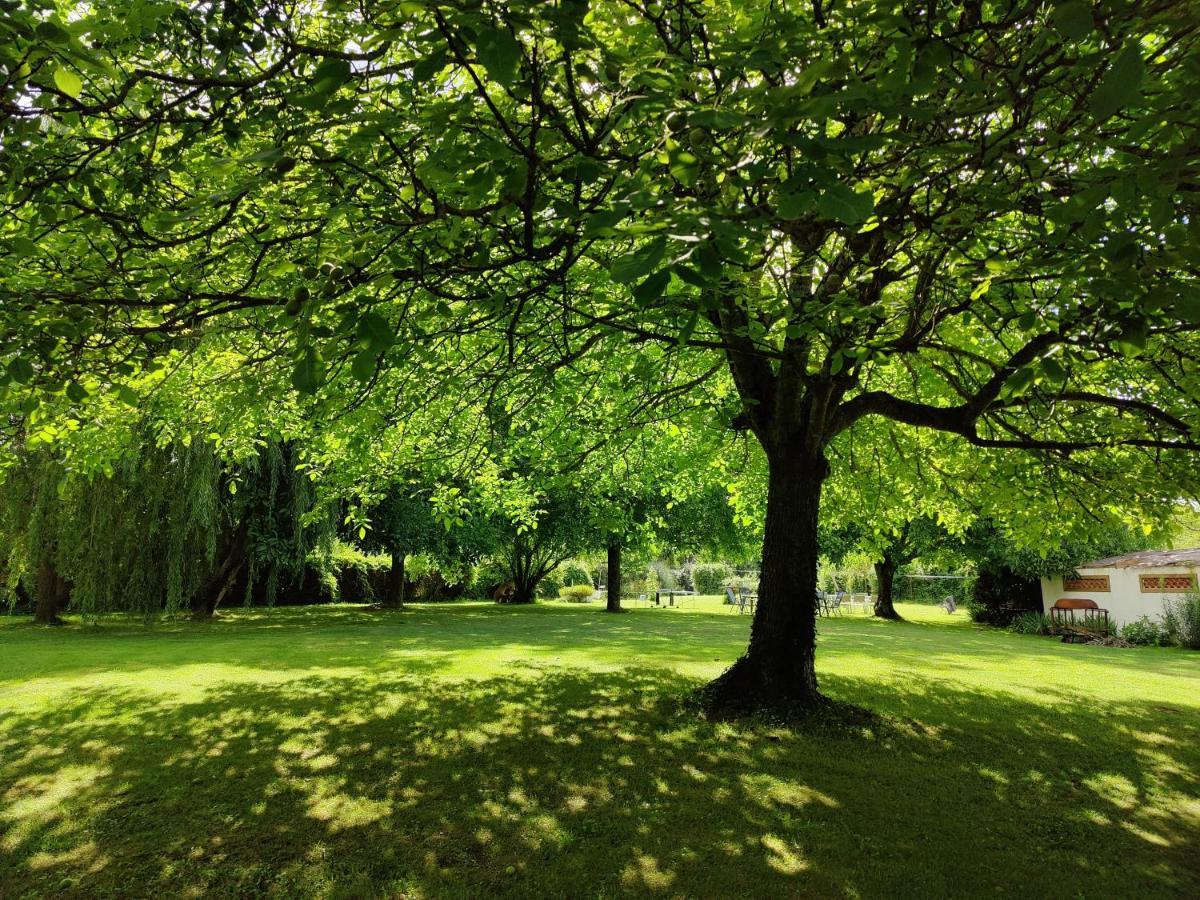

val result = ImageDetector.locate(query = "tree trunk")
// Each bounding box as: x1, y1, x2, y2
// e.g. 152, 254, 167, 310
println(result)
704, 450, 826, 714
507, 538, 540, 603
384, 550, 405, 608
873, 558, 901, 620
192, 531, 246, 620
606, 537, 622, 612
33, 560, 67, 625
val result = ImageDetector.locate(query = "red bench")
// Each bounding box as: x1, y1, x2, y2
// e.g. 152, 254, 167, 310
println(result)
1049, 598, 1112, 643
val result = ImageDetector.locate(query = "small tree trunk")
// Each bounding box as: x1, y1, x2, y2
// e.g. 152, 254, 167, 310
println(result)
192, 532, 246, 620
34, 560, 67, 625
606, 538, 622, 612
704, 449, 825, 714
873, 558, 901, 620
384, 550, 405, 608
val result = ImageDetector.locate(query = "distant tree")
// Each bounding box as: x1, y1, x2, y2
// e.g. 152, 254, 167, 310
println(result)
960, 520, 1153, 625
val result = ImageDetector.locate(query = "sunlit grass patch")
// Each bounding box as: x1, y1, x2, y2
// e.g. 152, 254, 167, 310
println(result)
0, 601, 1197, 898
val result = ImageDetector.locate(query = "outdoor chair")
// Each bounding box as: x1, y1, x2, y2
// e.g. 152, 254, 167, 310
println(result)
737, 586, 757, 614
1049, 598, 1111, 642
727, 586, 755, 614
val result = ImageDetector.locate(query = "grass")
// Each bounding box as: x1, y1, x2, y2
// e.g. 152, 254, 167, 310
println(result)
1, 599, 1197, 899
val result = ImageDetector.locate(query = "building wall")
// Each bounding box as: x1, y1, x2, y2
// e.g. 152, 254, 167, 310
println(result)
1041, 565, 1199, 626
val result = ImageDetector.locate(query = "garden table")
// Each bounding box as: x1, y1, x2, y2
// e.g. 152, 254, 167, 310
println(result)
654, 589, 695, 607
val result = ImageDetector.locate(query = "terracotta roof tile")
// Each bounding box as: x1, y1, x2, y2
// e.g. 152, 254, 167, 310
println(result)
1082, 548, 1200, 569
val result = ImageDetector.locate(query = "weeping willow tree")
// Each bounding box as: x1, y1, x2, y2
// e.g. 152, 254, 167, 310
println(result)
0, 436, 321, 623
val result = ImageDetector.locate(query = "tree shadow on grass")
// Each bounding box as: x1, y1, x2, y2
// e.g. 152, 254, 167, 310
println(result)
1, 664, 1197, 899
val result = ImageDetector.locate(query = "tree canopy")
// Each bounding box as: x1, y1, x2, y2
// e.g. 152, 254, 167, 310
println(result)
3, 0, 1199, 711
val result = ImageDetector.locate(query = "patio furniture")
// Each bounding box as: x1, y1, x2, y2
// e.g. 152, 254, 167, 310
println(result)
654, 588, 695, 607
1049, 598, 1112, 643
817, 590, 846, 617
736, 587, 756, 614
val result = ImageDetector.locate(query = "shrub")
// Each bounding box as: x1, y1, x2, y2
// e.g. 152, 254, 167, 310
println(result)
1161, 593, 1200, 649
470, 558, 512, 598
538, 571, 563, 599
693, 562, 733, 595
559, 584, 594, 603
307, 541, 390, 602
1008, 611, 1052, 636
559, 560, 591, 589
1121, 616, 1164, 646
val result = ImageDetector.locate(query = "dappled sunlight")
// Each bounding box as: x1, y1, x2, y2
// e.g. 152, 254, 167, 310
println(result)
1, 603, 1197, 896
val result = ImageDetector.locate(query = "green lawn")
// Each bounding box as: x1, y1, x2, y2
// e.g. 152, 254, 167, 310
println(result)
1, 600, 1197, 898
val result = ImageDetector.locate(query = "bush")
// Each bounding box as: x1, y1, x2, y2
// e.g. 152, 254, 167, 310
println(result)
470, 558, 512, 598
538, 571, 563, 599
1008, 611, 1052, 636
559, 560, 591, 589
1161, 593, 1200, 649
1121, 616, 1164, 646
693, 562, 732, 595
307, 541, 390, 602
559, 584, 594, 603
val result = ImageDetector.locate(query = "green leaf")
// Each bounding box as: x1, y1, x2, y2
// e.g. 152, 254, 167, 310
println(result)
356, 311, 394, 353
7, 236, 39, 258
1051, 2, 1093, 41
776, 189, 814, 220
583, 208, 626, 237
1002, 367, 1036, 399
688, 109, 748, 129
668, 150, 699, 187
1177, 290, 1200, 324
816, 184, 875, 225
35, 21, 70, 44
53, 68, 82, 98
312, 57, 351, 91
476, 26, 521, 86
1090, 44, 1144, 121
413, 48, 449, 83
242, 147, 286, 166
676, 309, 700, 346
350, 349, 378, 382
1041, 357, 1068, 385
290, 347, 325, 394
1115, 321, 1147, 357
8, 357, 34, 384
65, 381, 87, 403
612, 238, 666, 284
632, 268, 671, 303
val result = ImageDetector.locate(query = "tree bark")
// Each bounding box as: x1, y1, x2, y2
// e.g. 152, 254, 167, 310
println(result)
384, 550, 405, 608
192, 529, 246, 620
33, 560, 68, 625
606, 537, 622, 612
873, 558, 901, 620
704, 449, 826, 713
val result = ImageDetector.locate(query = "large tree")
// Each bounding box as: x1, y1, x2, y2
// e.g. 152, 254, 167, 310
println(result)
3, 1, 1199, 711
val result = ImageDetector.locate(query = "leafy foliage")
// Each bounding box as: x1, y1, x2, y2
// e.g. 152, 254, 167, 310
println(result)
692, 562, 733, 595
558, 584, 595, 603
1161, 594, 1200, 650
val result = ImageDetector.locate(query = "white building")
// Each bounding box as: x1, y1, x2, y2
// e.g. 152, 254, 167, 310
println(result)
1040, 548, 1200, 627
